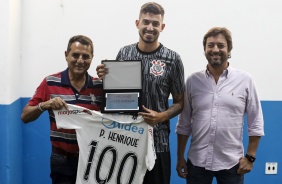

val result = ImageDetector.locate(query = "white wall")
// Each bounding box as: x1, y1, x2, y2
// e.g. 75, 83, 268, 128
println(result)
19, 0, 282, 100
0, 0, 22, 104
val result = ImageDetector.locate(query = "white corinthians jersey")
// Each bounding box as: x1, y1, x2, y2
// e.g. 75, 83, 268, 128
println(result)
54, 104, 156, 184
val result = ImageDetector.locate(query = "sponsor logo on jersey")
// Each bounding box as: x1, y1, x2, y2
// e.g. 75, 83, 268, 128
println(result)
102, 120, 144, 134
57, 109, 92, 115
58, 110, 81, 115
150, 60, 166, 76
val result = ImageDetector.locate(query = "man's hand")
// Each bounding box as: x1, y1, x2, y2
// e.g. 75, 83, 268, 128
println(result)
176, 157, 187, 178
138, 105, 168, 126
41, 97, 69, 111
21, 97, 68, 123
96, 64, 108, 79
237, 157, 253, 175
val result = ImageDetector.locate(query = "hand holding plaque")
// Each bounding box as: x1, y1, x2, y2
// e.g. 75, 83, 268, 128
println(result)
101, 60, 142, 113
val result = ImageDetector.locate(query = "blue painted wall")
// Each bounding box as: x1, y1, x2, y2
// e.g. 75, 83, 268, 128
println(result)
21, 98, 51, 184
1, 99, 281, 184
0, 99, 23, 184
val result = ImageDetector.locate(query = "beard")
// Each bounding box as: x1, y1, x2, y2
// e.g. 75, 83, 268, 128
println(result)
205, 51, 228, 67
139, 30, 159, 44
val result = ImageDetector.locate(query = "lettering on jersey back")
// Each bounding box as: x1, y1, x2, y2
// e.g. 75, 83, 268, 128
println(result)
102, 121, 144, 134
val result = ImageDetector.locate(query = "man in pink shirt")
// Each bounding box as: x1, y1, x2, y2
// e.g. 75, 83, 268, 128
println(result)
176, 27, 264, 184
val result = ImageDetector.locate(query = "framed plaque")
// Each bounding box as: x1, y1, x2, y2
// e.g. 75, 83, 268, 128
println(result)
101, 60, 142, 113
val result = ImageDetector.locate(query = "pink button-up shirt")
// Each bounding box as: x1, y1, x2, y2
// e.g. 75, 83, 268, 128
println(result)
176, 67, 264, 171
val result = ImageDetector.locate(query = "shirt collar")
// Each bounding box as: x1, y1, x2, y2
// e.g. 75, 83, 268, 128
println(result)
61, 68, 94, 88
136, 42, 163, 55
205, 62, 231, 78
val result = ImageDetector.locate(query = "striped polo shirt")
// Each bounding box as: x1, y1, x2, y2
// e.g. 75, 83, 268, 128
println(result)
28, 68, 103, 152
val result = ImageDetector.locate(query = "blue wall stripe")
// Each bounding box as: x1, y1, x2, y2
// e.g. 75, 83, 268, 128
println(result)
0, 99, 23, 184
21, 98, 51, 184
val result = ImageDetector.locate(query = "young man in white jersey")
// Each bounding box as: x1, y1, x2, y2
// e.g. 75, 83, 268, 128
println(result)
96, 2, 185, 184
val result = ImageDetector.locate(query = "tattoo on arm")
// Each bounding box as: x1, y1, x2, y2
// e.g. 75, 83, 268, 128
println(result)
166, 93, 184, 119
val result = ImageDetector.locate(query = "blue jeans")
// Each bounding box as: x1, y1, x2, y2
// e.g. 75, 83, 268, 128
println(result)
50, 152, 78, 184
186, 159, 244, 184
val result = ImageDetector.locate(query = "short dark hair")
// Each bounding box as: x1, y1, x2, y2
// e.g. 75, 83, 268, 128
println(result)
66, 35, 94, 56
203, 27, 233, 52
139, 2, 164, 18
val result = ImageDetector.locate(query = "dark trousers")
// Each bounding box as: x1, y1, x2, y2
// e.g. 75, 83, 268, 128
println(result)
143, 152, 171, 184
50, 152, 78, 184
186, 159, 244, 184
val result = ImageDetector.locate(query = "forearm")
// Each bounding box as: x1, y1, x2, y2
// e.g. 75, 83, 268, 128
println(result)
246, 136, 261, 156
21, 104, 44, 123
139, 93, 184, 126
165, 93, 184, 120
156, 104, 182, 124
177, 134, 189, 158
166, 103, 183, 119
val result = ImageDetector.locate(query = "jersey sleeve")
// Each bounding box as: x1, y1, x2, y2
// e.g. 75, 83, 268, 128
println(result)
145, 125, 156, 171
53, 105, 86, 130
116, 48, 122, 60
170, 54, 185, 95
54, 104, 105, 130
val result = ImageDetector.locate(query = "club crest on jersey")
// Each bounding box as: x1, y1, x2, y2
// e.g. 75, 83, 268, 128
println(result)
150, 60, 166, 76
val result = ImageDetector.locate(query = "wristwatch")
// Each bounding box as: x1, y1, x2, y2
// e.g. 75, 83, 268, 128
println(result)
245, 154, 256, 163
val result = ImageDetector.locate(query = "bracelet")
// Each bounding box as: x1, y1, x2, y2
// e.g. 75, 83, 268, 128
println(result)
245, 154, 256, 163
37, 103, 44, 112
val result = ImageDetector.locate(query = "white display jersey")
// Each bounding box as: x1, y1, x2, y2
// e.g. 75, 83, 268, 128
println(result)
54, 104, 156, 184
